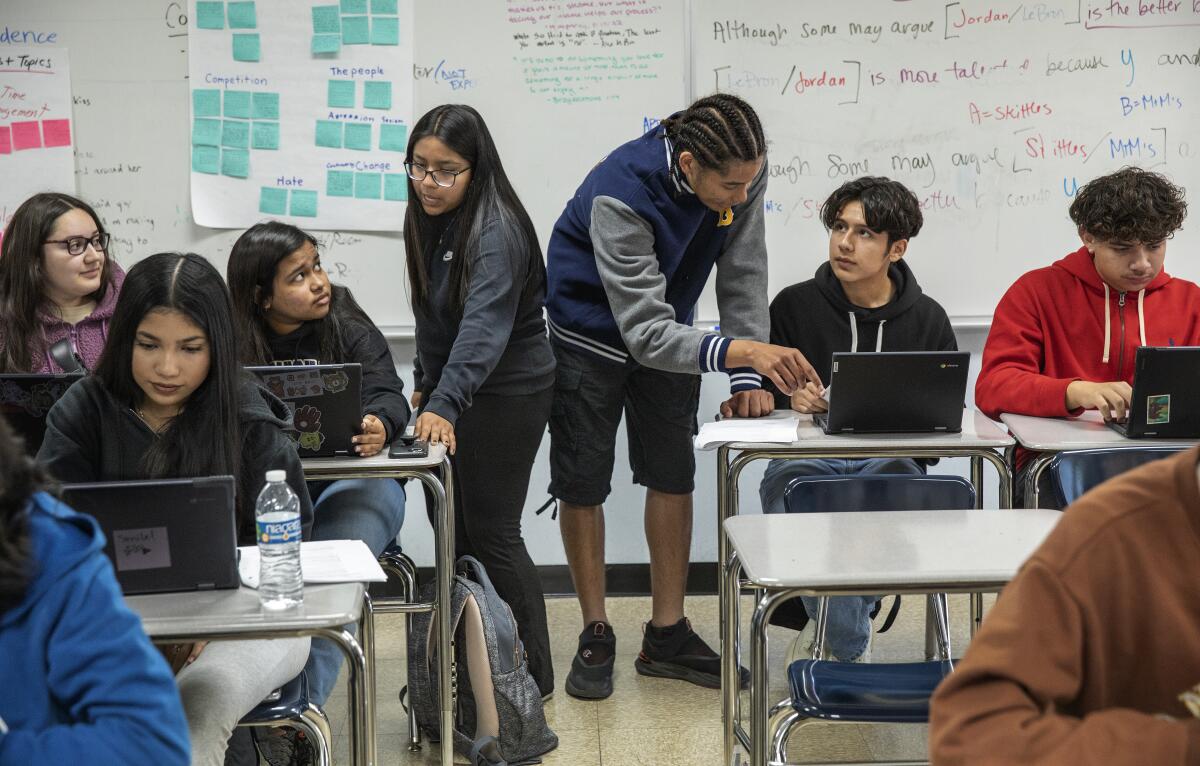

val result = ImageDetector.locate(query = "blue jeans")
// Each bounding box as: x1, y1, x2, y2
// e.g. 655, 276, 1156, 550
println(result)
303, 478, 406, 704
759, 457, 923, 661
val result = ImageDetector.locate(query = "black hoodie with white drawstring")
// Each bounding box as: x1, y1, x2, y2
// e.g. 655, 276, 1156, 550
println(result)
766, 259, 957, 409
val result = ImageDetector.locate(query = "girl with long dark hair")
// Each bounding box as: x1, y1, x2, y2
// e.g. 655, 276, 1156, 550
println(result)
404, 104, 556, 696
0, 192, 125, 372
37, 253, 313, 766
227, 221, 407, 706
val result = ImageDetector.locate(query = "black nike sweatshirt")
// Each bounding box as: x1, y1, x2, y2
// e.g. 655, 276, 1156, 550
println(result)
768, 260, 958, 408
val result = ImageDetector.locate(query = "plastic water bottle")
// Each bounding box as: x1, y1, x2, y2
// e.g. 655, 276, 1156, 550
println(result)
256, 470, 303, 610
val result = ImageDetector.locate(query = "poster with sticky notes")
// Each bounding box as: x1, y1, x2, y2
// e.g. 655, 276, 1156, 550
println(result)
0, 47, 76, 240
189, 0, 413, 229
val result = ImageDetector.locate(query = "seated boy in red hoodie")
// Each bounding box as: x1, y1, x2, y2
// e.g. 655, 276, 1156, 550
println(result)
975, 167, 1200, 502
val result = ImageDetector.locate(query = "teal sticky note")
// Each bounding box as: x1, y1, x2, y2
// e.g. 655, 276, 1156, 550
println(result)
223, 90, 251, 118
196, 1, 225, 29
232, 33, 261, 62
312, 5, 340, 33
259, 187, 288, 215
227, 1, 257, 28
370, 16, 399, 45
193, 89, 221, 117
251, 91, 279, 119
343, 122, 371, 151
315, 120, 343, 148
192, 118, 222, 147
221, 120, 250, 149
312, 33, 341, 54
384, 173, 408, 201
341, 15, 369, 44
379, 123, 407, 152
221, 148, 250, 178
363, 81, 391, 109
192, 146, 220, 174
354, 172, 382, 199
252, 121, 280, 150
328, 79, 355, 108
290, 190, 318, 217
341, 0, 368, 12
371, 0, 398, 13
327, 170, 355, 197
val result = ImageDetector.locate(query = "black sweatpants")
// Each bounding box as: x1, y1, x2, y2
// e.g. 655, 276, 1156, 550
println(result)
425, 386, 554, 695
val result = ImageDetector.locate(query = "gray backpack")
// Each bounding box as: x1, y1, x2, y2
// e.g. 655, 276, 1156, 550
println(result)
403, 556, 558, 766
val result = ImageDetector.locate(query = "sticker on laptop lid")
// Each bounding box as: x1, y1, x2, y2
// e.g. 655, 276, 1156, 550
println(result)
1147, 394, 1170, 425
112, 526, 172, 571
260, 368, 325, 400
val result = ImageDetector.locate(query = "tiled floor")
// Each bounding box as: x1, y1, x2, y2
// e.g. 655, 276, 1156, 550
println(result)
316, 592, 993, 765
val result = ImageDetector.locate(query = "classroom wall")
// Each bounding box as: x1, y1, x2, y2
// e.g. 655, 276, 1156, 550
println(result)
391, 328, 996, 569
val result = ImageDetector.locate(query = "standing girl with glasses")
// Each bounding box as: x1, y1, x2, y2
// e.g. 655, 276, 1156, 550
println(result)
404, 104, 557, 698
0, 193, 125, 373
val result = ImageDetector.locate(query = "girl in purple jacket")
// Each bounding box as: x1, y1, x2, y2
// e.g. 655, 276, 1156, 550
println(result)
0, 193, 124, 373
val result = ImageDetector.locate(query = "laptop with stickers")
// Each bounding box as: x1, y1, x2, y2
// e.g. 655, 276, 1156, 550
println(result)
813, 351, 970, 434
246, 363, 363, 457
0, 373, 84, 456
1107, 346, 1200, 438
61, 476, 240, 595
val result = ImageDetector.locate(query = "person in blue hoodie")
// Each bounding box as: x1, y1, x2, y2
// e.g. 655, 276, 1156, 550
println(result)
759, 176, 957, 664
545, 92, 820, 699
0, 414, 190, 766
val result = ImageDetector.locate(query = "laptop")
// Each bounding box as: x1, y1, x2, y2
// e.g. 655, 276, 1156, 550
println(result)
247, 363, 363, 457
1107, 346, 1200, 438
813, 351, 970, 434
61, 476, 240, 595
0, 372, 84, 456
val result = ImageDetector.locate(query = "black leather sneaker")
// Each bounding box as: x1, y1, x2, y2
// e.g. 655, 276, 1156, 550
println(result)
564, 621, 616, 699
634, 617, 748, 689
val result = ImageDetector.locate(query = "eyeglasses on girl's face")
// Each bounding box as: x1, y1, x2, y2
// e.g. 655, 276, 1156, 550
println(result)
44, 232, 111, 256
404, 162, 471, 188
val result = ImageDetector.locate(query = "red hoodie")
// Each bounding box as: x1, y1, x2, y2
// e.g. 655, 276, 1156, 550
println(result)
977, 244, 1200, 428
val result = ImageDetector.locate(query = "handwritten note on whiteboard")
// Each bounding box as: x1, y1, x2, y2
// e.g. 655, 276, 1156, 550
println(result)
0, 47, 75, 243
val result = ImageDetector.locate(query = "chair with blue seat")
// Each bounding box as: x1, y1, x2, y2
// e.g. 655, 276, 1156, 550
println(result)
771, 474, 974, 764
1049, 446, 1183, 507
238, 672, 332, 766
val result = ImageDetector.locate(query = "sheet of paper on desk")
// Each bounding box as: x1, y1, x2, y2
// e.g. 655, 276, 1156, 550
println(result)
238, 540, 387, 588
694, 416, 800, 450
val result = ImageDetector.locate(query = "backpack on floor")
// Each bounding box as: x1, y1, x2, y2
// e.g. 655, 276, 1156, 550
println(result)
402, 556, 558, 766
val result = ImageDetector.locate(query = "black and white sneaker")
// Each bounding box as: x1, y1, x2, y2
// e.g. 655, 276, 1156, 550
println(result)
564, 621, 616, 700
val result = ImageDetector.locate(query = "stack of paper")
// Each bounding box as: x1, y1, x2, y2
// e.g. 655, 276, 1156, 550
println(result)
694, 416, 800, 450
238, 539, 388, 588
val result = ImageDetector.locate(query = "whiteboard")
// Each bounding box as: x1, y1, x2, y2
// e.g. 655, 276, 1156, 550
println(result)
2, 0, 1195, 331
691, 0, 1200, 324
0, 0, 685, 334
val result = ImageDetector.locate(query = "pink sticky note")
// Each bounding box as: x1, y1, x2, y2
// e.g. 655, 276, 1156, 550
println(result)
11, 121, 41, 150
42, 119, 71, 148
0, 126, 11, 155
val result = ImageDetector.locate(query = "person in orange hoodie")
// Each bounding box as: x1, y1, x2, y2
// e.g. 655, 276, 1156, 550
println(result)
975, 167, 1200, 501
929, 446, 1200, 765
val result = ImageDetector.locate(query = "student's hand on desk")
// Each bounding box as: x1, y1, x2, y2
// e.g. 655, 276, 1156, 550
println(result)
719, 390, 775, 418
414, 411, 456, 455
353, 414, 387, 457
789, 381, 828, 414
1065, 380, 1133, 421
725, 340, 822, 395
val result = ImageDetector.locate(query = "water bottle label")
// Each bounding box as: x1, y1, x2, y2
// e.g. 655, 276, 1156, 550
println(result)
257, 516, 301, 544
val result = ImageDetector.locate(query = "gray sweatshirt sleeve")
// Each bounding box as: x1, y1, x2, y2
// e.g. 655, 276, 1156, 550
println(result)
590, 196, 727, 374
713, 160, 770, 391
424, 221, 523, 425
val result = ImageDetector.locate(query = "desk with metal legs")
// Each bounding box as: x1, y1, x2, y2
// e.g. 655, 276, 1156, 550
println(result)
302, 445, 454, 766
722, 510, 1060, 766
712, 410, 1015, 766
999, 411, 1198, 508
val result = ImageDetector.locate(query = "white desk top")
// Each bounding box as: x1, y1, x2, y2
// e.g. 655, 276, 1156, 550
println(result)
302, 442, 448, 478
127, 582, 364, 638
722, 409, 1013, 451
724, 509, 1059, 591
1000, 411, 1200, 451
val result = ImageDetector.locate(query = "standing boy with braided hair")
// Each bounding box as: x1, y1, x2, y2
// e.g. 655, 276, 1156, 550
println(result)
545, 92, 820, 698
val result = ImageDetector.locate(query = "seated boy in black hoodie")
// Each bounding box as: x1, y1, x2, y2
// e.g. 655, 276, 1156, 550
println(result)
757, 176, 957, 662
